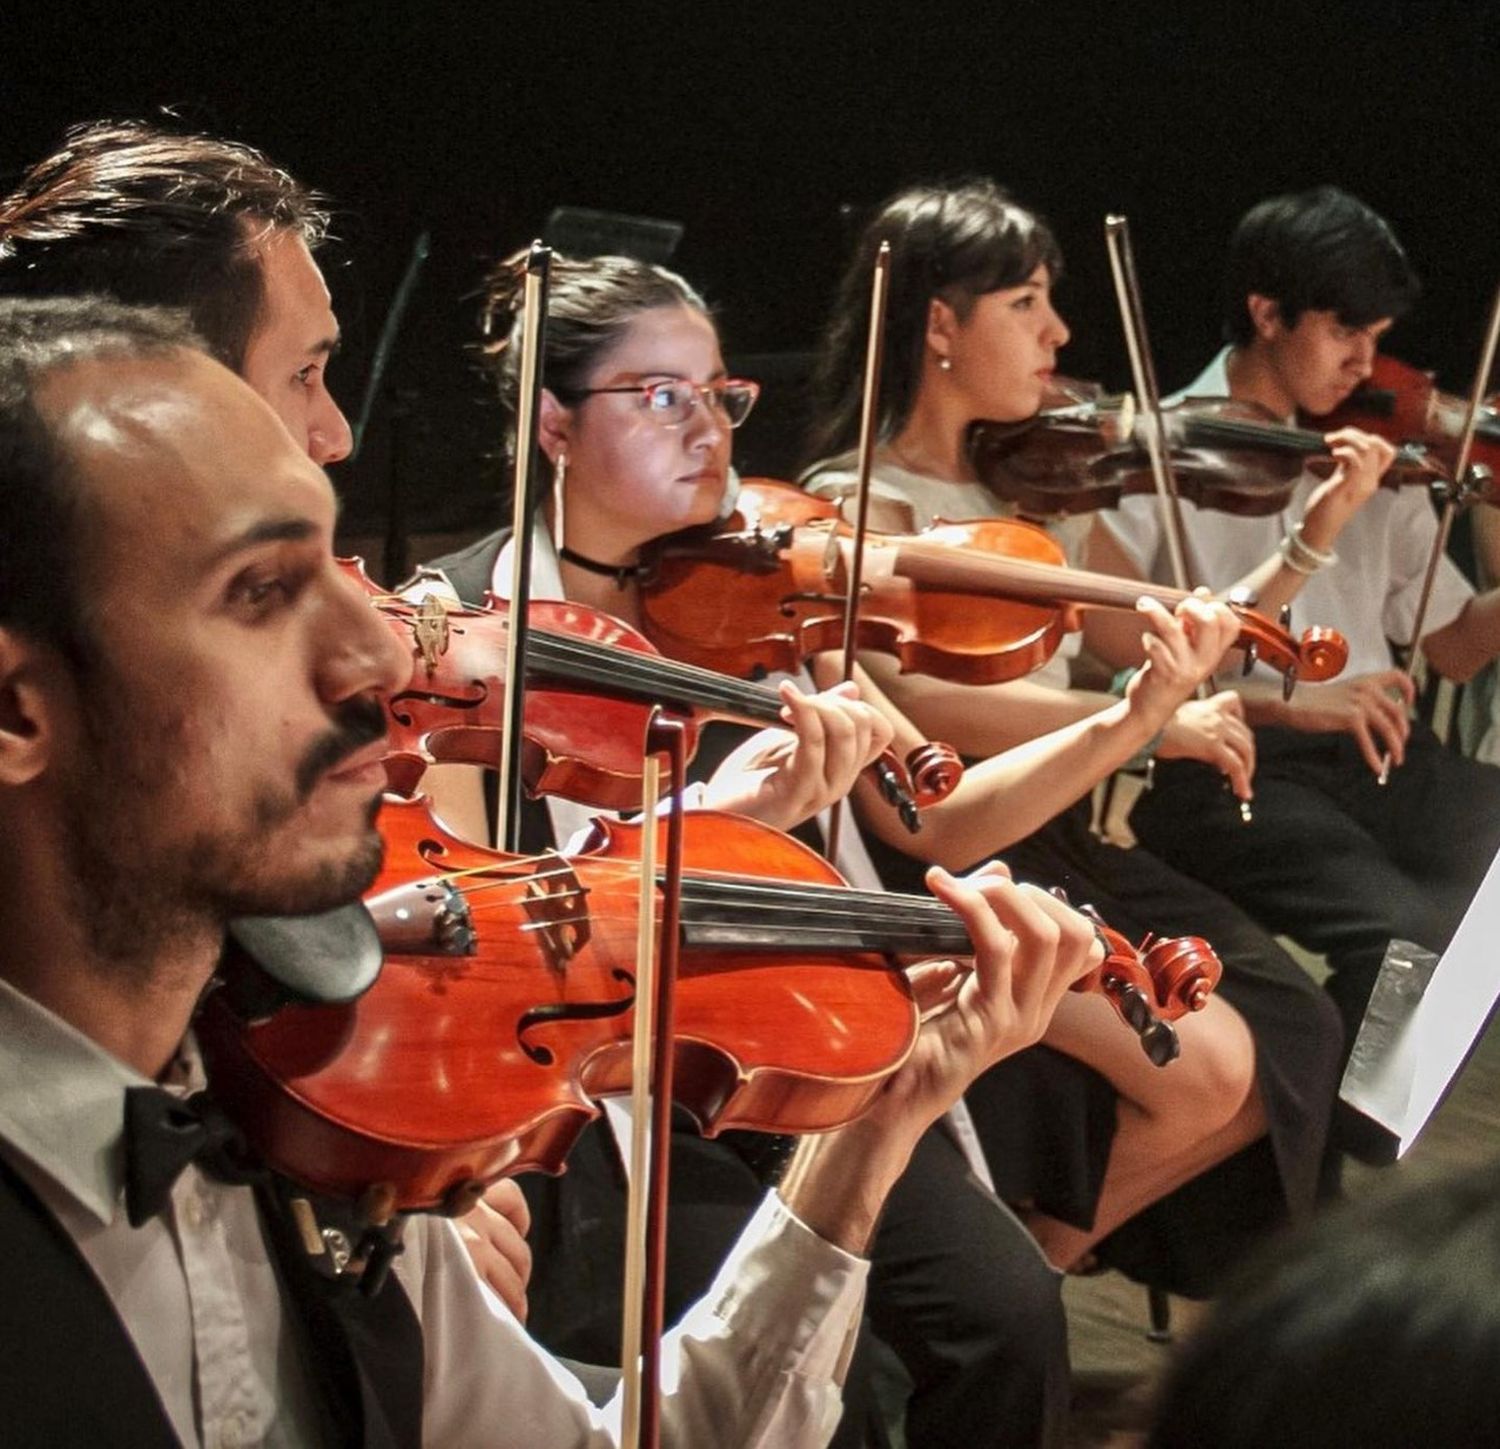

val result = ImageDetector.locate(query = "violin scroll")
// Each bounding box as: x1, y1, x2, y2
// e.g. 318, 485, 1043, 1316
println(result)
1056, 894, 1223, 1066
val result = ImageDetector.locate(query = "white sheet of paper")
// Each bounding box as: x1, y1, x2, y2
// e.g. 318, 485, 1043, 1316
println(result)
1341, 846, 1500, 1154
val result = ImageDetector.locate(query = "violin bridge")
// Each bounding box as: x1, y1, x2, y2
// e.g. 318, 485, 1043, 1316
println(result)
411, 595, 452, 673
523, 852, 591, 971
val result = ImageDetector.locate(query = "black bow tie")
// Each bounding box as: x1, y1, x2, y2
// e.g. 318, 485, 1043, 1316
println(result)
122, 1086, 263, 1227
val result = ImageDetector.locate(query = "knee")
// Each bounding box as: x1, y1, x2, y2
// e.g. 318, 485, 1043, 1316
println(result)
1163, 1004, 1259, 1131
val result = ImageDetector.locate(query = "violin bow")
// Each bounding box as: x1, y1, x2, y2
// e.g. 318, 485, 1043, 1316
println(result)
619, 712, 688, 1449
1378, 279, 1500, 784
495, 243, 552, 851
1104, 214, 1252, 824
825, 240, 892, 864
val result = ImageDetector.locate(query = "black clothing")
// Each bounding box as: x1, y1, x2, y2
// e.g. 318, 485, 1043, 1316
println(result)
0, 1153, 426, 1448
1130, 725, 1500, 1048
867, 797, 1345, 1298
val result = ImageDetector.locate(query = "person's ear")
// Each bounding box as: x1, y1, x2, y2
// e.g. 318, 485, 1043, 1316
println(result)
538, 388, 572, 465
0, 629, 66, 787
925, 297, 960, 370
1246, 294, 1284, 342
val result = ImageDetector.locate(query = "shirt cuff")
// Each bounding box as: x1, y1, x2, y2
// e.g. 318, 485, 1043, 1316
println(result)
691, 1190, 868, 1385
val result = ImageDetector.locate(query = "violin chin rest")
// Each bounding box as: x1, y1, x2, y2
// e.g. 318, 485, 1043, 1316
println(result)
226, 903, 384, 1008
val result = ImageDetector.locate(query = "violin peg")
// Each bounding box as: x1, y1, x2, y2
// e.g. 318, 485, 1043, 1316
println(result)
1140, 1019, 1181, 1067
1240, 641, 1258, 675
1282, 663, 1298, 702
1278, 603, 1292, 630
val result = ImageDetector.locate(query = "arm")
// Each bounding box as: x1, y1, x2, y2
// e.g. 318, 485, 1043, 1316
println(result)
1083, 428, 1398, 671
1422, 587, 1500, 683
1239, 669, 1416, 775
1431, 507, 1500, 680
834, 596, 1252, 868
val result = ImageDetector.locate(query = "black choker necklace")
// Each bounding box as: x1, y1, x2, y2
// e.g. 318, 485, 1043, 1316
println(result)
558, 544, 646, 589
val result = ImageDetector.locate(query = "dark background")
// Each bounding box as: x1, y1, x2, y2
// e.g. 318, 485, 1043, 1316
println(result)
5, 1, 1497, 561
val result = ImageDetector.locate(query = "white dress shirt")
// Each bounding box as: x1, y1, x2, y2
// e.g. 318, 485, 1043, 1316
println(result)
1097, 348, 1474, 680
0, 975, 867, 1447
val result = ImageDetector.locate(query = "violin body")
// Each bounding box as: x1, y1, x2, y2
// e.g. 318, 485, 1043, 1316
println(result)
969, 396, 1308, 518
644, 479, 1347, 692
347, 560, 958, 826
376, 584, 708, 809
196, 796, 920, 1212
644, 478, 1071, 686
970, 388, 1450, 519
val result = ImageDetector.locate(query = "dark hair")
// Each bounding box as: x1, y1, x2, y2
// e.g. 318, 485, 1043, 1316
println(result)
805, 179, 1063, 465
1148, 1154, 1500, 1449
0, 120, 329, 371
0, 295, 202, 663
477, 248, 707, 465
1222, 186, 1420, 346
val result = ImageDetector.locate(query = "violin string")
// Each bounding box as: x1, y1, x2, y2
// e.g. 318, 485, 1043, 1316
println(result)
426, 859, 961, 922
424, 879, 973, 945
392, 853, 973, 937
370, 590, 783, 720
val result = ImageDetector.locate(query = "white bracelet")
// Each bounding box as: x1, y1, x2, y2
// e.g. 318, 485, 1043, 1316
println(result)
1280, 522, 1338, 575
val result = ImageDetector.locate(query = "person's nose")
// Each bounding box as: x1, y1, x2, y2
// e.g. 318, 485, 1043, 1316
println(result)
316, 567, 412, 707
1044, 303, 1071, 351
309, 385, 355, 466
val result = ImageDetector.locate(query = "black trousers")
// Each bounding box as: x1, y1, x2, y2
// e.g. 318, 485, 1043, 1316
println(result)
1129, 723, 1500, 1050
520, 1119, 1071, 1448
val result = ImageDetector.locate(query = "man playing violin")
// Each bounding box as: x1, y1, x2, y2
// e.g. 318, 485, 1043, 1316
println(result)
1087, 185, 1500, 1084
0, 292, 1107, 1445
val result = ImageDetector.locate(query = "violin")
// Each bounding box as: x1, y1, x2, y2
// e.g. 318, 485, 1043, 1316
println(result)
195, 794, 1222, 1213
343, 559, 962, 830
641, 479, 1347, 694
967, 380, 1450, 520
1304, 353, 1500, 501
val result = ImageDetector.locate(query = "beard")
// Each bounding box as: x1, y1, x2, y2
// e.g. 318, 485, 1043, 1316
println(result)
57, 675, 388, 972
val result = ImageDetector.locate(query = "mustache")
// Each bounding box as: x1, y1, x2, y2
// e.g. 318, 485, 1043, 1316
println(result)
294, 697, 389, 801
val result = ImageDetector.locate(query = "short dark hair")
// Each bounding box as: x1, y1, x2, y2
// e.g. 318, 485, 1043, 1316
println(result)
1222, 186, 1420, 346
0, 120, 329, 371
1148, 1154, 1500, 1448
805, 179, 1063, 466
477, 247, 706, 468
0, 295, 202, 663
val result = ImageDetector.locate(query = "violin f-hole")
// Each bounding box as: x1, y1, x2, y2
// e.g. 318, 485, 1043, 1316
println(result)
516, 971, 636, 1066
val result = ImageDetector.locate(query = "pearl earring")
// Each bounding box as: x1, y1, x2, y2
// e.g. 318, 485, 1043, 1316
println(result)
938, 356, 953, 372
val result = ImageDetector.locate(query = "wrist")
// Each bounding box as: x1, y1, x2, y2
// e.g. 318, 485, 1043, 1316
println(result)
1279, 521, 1338, 576
1297, 507, 1344, 556
1091, 695, 1167, 771
777, 1115, 917, 1255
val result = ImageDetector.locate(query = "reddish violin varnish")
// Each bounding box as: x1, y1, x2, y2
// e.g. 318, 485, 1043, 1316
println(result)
196, 797, 1221, 1213
196, 798, 919, 1212
1305, 353, 1500, 492
344, 560, 961, 822
642, 479, 1347, 689
969, 391, 1449, 521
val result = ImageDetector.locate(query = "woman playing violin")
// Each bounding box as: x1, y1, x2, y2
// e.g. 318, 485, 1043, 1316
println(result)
420, 248, 1241, 1448
1086, 185, 1500, 1080
801, 178, 1344, 1289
